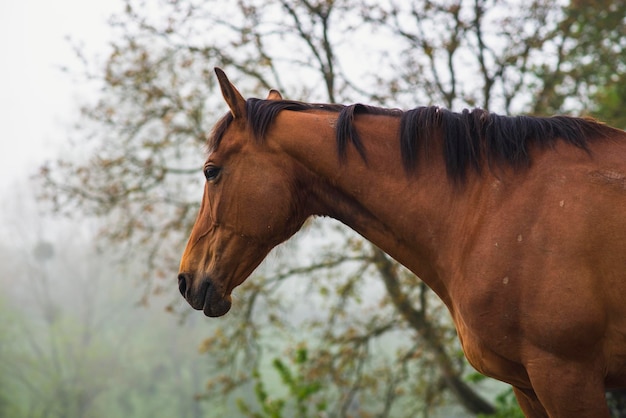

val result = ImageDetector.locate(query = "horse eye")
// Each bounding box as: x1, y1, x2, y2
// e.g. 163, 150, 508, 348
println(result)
204, 165, 221, 181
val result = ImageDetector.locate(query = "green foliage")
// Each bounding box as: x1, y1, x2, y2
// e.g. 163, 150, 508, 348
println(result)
593, 77, 626, 129
237, 347, 326, 418
467, 373, 524, 418
478, 387, 525, 418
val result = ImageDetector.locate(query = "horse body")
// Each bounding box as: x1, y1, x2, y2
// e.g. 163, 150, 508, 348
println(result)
278, 104, 626, 408
443, 141, 626, 413
178, 68, 626, 417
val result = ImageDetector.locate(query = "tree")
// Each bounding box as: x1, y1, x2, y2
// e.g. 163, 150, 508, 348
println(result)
39, 0, 626, 415
567, 0, 626, 130
0, 293, 17, 417
0, 182, 224, 418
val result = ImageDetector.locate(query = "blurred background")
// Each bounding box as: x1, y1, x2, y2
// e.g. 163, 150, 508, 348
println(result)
1, 1, 625, 417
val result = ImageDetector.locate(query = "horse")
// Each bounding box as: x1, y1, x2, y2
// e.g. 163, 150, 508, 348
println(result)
178, 67, 626, 417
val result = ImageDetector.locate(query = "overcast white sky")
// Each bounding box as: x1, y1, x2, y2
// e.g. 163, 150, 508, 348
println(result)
0, 0, 123, 194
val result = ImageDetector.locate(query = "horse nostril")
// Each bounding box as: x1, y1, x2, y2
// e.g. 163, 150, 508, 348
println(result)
178, 273, 189, 297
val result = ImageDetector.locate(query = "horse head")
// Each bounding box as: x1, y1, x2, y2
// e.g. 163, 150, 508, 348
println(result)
178, 68, 309, 316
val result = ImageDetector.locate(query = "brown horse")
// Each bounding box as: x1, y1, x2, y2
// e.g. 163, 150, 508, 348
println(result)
178, 68, 626, 417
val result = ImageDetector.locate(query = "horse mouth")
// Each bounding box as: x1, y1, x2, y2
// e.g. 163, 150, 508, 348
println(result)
203, 282, 232, 317
178, 273, 232, 317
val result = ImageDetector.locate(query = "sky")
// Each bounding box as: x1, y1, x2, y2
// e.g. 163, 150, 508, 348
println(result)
0, 0, 123, 194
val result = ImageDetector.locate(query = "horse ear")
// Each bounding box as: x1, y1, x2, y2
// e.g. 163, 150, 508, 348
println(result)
215, 67, 246, 119
266, 89, 283, 101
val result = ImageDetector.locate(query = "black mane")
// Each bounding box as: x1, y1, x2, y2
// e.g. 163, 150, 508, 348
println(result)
396, 106, 610, 180
209, 98, 613, 182
207, 98, 343, 152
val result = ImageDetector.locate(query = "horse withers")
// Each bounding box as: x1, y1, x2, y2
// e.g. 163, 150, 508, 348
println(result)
178, 68, 626, 417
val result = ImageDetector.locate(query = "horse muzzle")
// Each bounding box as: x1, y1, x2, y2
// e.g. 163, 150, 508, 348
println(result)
177, 272, 232, 317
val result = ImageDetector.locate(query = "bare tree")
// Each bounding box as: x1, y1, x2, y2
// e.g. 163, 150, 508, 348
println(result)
39, 0, 626, 415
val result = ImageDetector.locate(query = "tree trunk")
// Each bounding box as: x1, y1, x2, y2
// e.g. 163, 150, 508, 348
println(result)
371, 246, 496, 415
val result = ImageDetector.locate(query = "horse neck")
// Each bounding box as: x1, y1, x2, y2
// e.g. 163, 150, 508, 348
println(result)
271, 110, 464, 300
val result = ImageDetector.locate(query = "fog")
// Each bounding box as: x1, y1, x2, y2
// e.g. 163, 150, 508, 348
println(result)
0, 178, 233, 417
